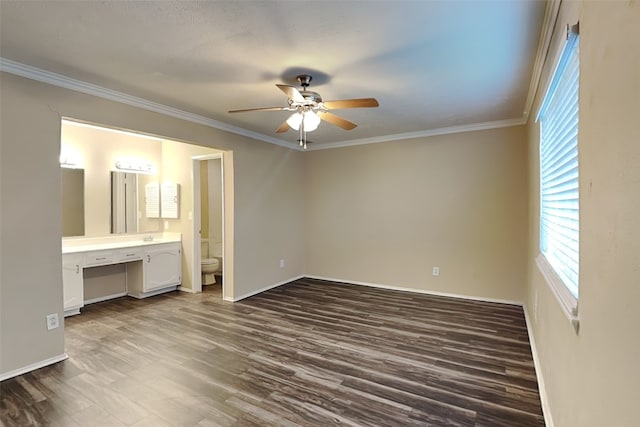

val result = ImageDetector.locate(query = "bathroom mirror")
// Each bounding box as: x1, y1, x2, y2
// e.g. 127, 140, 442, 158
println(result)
61, 168, 85, 237
110, 171, 161, 234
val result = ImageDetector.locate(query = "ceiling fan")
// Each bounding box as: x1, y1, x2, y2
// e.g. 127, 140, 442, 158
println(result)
228, 74, 379, 148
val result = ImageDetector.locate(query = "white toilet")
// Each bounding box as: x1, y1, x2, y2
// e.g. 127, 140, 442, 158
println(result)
201, 238, 220, 285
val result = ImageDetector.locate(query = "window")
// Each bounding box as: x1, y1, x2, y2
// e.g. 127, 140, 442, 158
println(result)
537, 24, 580, 323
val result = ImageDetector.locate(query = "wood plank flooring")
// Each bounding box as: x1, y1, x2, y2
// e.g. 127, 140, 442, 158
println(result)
1, 278, 545, 426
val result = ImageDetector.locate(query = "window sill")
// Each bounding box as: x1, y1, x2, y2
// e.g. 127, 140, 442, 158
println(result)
536, 253, 580, 333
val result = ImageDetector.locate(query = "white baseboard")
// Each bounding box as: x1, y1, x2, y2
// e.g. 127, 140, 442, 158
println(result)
128, 285, 178, 299
84, 292, 127, 305
0, 353, 68, 382
225, 275, 305, 302
304, 275, 524, 306
523, 305, 554, 427
64, 308, 81, 317
178, 286, 197, 293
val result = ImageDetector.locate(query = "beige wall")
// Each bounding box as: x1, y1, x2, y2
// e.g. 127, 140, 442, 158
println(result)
200, 162, 209, 238
160, 139, 220, 291
1, 75, 66, 374
208, 159, 223, 247
197, 158, 223, 248
83, 264, 127, 302
226, 140, 305, 297
525, 1, 640, 426
0, 72, 306, 376
305, 126, 529, 302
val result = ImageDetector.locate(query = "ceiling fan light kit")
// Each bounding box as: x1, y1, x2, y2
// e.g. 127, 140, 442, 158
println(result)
286, 109, 321, 132
229, 74, 379, 149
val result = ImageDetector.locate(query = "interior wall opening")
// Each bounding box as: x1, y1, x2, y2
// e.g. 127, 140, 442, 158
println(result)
59, 117, 232, 317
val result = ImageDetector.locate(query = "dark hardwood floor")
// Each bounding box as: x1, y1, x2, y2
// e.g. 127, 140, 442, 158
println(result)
1, 278, 545, 426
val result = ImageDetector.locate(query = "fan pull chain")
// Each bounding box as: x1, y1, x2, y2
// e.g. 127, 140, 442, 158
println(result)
300, 112, 308, 149
299, 114, 304, 147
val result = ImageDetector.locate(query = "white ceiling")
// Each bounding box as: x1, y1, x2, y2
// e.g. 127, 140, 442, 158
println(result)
0, 0, 546, 149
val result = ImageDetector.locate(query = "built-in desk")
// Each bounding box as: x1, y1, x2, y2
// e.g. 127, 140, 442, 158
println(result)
62, 233, 182, 317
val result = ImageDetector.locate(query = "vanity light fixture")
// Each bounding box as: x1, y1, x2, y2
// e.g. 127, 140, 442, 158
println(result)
60, 157, 78, 168
115, 159, 154, 174
59, 151, 82, 169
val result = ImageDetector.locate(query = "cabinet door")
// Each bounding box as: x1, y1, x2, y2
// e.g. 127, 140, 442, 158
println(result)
62, 254, 84, 312
144, 244, 181, 291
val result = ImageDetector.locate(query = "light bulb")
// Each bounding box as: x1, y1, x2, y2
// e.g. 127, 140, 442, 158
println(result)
302, 110, 320, 132
286, 112, 303, 130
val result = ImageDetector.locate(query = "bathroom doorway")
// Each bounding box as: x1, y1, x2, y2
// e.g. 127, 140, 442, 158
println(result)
192, 154, 227, 296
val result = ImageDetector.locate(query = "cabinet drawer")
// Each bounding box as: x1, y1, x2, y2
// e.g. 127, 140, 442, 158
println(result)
84, 250, 115, 266
116, 248, 143, 262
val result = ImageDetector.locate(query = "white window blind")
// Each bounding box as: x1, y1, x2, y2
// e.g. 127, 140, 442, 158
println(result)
538, 27, 580, 299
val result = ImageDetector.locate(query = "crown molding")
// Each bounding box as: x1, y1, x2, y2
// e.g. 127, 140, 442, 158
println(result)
2, 57, 528, 152
0, 58, 295, 150
522, 0, 562, 124
305, 117, 527, 151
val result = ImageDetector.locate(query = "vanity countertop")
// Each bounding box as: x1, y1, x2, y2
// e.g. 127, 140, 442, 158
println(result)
62, 233, 181, 254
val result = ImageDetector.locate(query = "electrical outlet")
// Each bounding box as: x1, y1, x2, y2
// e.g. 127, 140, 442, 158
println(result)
432, 266, 440, 277
46, 313, 59, 330
280, 259, 285, 268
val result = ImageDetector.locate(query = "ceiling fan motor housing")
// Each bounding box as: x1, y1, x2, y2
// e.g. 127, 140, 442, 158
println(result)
300, 91, 322, 106
294, 75, 322, 107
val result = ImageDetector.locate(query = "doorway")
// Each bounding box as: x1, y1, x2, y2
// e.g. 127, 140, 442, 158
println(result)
192, 154, 228, 297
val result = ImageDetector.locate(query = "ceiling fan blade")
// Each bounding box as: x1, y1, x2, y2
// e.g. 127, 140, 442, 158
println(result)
275, 121, 290, 134
318, 111, 357, 130
276, 84, 305, 102
323, 98, 379, 109
228, 106, 290, 113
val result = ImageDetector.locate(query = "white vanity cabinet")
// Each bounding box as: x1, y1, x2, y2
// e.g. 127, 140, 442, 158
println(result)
128, 242, 182, 298
62, 253, 84, 316
61, 235, 182, 316
144, 243, 181, 291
